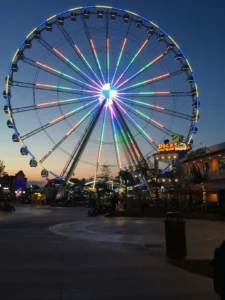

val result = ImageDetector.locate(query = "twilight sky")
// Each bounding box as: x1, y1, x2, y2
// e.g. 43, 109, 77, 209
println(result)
0, 0, 225, 184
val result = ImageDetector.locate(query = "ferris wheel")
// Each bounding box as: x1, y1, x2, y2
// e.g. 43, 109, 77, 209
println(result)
4, 5, 199, 187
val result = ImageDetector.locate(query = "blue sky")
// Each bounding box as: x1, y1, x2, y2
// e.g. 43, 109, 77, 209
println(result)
1, 0, 225, 183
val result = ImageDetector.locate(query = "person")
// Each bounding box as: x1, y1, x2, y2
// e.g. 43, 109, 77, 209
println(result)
111, 193, 118, 214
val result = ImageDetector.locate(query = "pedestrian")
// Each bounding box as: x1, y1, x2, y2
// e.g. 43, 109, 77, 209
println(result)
111, 192, 118, 214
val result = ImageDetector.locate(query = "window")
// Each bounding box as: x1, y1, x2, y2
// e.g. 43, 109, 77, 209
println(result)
202, 161, 210, 174
189, 165, 196, 174
218, 158, 225, 173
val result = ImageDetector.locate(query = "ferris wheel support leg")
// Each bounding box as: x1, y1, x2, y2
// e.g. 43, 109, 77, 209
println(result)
109, 108, 122, 172
111, 107, 137, 167
55, 101, 105, 200
114, 102, 153, 199
114, 103, 141, 164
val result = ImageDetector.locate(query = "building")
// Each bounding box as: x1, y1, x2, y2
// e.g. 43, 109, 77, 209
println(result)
180, 142, 225, 204
152, 141, 191, 184
0, 170, 27, 197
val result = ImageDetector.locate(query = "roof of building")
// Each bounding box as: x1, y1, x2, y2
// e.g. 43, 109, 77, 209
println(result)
180, 142, 225, 163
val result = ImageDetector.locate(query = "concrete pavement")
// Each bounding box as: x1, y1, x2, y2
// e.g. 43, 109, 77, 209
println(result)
0, 205, 222, 299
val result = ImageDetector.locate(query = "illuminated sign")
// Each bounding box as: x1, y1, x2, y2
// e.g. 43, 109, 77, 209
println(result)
158, 142, 192, 152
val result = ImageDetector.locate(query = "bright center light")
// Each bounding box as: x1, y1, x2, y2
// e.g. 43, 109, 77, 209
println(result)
100, 83, 117, 106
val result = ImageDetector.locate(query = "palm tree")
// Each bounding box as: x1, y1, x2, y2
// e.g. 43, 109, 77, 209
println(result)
171, 133, 184, 143
0, 160, 6, 176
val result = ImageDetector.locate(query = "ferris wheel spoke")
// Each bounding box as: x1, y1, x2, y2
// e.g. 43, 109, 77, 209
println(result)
12, 96, 98, 114
74, 44, 103, 86
81, 16, 105, 83
110, 106, 136, 166
118, 96, 192, 121
38, 39, 101, 89
114, 37, 150, 86
12, 80, 101, 95
23, 57, 101, 92
114, 100, 158, 151
106, 11, 110, 83
118, 70, 182, 92
109, 107, 122, 170
116, 52, 167, 89
111, 21, 132, 84
56, 24, 102, 85
93, 106, 108, 188
115, 98, 173, 136
118, 91, 191, 97
21, 99, 99, 140
39, 102, 101, 163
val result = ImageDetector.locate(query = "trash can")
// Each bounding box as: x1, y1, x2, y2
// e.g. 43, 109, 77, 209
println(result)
165, 212, 187, 260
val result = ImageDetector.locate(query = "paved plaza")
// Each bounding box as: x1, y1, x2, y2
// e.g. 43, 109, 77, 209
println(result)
0, 205, 223, 299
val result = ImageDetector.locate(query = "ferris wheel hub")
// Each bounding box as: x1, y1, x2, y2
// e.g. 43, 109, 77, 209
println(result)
101, 83, 117, 106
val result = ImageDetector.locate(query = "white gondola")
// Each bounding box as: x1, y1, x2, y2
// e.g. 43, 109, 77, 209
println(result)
20, 147, 28, 155
30, 159, 37, 167
157, 34, 164, 42
167, 43, 174, 51
123, 14, 129, 24
45, 22, 52, 31
136, 20, 142, 28
17, 50, 24, 60
57, 17, 64, 25
146, 26, 154, 35
7, 120, 14, 128
4, 105, 9, 114
34, 30, 41, 39
97, 10, 103, 19
41, 169, 49, 178
175, 53, 183, 60
83, 10, 90, 20
187, 76, 194, 83
12, 63, 18, 72
70, 12, 76, 21
110, 11, 116, 21
191, 88, 197, 96
182, 64, 189, 71
25, 39, 32, 49
12, 134, 19, 142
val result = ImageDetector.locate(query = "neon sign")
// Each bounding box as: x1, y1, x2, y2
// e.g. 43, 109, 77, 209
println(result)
158, 142, 192, 152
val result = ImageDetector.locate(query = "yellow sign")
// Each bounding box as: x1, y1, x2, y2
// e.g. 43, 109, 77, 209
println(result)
158, 142, 191, 152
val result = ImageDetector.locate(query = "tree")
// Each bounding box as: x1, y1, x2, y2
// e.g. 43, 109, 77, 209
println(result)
100, 164, 111, 181
171, 133, 184, 143
190, 165, 208, 203
0, 161, 6, 176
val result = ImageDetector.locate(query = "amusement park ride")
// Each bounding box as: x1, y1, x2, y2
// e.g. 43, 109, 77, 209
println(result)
3, 6, 199, 199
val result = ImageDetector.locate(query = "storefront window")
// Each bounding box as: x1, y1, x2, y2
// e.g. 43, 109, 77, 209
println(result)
202, 161, 210, 174
218, 158, 225, 173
